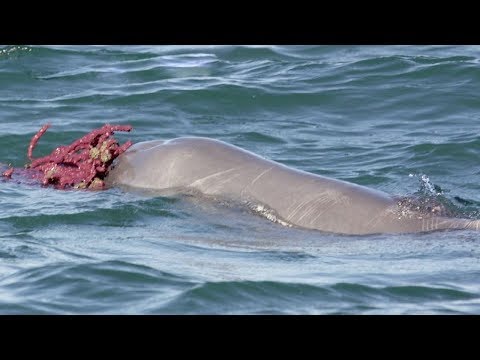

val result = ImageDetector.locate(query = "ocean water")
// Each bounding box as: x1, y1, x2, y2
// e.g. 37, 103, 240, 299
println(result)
1, 45, 480, 314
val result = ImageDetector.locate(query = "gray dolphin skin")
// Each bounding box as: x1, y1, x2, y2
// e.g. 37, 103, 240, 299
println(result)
105, 137, 480, 235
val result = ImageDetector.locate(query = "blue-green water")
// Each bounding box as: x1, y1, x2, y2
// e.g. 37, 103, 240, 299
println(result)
1, 45, 480, 314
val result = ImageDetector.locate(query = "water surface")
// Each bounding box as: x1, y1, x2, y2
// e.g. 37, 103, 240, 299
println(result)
1, 45, 480, 314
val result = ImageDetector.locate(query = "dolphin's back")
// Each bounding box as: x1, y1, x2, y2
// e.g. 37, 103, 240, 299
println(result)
106, 137, 479, 235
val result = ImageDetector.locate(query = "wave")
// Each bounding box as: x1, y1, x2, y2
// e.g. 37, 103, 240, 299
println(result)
0, 260, 194, 314
1, 262, 475, 314
153, 280, 478, 314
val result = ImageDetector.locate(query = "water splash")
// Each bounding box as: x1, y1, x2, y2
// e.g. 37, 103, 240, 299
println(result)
247, 202, 292, 228
0, 46, 32, 58
409, 173, 443, 196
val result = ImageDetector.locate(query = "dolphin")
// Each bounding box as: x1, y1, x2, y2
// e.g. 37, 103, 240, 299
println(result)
105, 137, 480, 235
